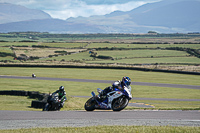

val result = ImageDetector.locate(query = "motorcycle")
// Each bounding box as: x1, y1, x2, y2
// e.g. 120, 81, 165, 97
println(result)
32, 74, 36, 78
43, 94, 61, 111
84, 86, 132, 111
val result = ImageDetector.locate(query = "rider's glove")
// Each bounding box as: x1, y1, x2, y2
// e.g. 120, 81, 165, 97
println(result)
118, 86, 124, 91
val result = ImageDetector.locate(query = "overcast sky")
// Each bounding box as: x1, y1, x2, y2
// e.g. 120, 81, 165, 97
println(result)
1, 0, 161, 20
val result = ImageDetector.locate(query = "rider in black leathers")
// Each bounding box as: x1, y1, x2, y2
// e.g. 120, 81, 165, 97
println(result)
52, 86, 67, 110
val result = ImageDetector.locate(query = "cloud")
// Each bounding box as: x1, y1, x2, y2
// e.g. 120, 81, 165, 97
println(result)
81, 0, 161, 5
0, 0, 160, 20
82, 0, 138, 5
45, 1, 150, 20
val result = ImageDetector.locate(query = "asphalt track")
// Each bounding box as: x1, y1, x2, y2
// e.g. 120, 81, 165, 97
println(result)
1, 75, 200, 90
0, 75, 200, 129
0, 110, 200, 129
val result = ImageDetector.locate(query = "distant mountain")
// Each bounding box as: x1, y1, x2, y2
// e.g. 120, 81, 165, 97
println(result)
0, 3, 51, 24
0, 0, 200, 33
0, 19, 103, 33
67, 0, 200, 33
127, 0, 200, 32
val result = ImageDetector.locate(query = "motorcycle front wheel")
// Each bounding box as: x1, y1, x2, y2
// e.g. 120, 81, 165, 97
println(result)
112, 96, 129, 111
84, 97, 96, 111
43, 103, 50, 111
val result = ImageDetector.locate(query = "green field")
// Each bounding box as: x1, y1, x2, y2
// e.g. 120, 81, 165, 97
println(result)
87, 42, 200, 49
41, 42, 88, 48
93, 50, 189, 57
0, 41, 199, 72
86, 56, 200, 64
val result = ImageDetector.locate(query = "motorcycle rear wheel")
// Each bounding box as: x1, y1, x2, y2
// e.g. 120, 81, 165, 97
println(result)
84, 97, 96, 111
112, 96, 129, 111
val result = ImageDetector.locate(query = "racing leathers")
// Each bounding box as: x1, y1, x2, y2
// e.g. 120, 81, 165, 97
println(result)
99, 80, 131, 100
52, 90, 67, 109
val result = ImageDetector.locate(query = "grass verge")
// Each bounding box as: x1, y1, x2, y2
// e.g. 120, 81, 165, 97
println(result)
1, 125, 200, 133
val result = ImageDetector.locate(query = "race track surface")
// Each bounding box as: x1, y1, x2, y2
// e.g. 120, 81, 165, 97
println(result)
0, 110, 200, 129
1, 75, 200, 90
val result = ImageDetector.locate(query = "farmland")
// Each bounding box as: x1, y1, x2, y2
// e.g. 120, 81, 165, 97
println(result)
0, 32, 200, 72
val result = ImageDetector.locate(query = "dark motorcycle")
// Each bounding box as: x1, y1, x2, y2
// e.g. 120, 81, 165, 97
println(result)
32, 74, 36, 78
43, 94, 61, 111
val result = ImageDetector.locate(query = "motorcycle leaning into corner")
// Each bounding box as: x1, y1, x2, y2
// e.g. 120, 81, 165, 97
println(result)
32, 73, 36, 78
84, 86, 132, 111
43, 93, 61, 111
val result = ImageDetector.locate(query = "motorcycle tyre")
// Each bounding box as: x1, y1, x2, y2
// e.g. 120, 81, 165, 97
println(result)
112, 96, 129, 111
43, 103, 50, 111
84, 97, 96, 111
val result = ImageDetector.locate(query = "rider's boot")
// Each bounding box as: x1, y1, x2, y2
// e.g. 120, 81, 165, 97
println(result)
97, 91, 106, 101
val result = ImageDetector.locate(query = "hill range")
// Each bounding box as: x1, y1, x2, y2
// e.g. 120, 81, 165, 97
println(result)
0, 0, 199, 33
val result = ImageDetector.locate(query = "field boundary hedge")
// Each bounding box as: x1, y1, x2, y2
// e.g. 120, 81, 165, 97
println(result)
0, 64, 200, 75
0, 90, 48, 109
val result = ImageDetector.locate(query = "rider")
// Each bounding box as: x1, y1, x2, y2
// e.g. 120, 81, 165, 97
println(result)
98, 76, 131, 100
52, 86, 67, 110
32, 73, 36, 77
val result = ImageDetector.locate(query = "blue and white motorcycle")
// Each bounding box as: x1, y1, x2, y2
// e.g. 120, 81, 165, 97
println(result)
84, 86, 132, 111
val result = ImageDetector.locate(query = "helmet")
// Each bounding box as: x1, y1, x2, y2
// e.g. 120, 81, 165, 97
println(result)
122, 77, 131, 86
59, 86, 64, 92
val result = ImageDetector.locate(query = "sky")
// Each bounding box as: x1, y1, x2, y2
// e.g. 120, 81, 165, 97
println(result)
1, 0, 161, 20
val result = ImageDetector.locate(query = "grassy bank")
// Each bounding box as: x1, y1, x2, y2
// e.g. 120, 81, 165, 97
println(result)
1, 125, 200, 133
